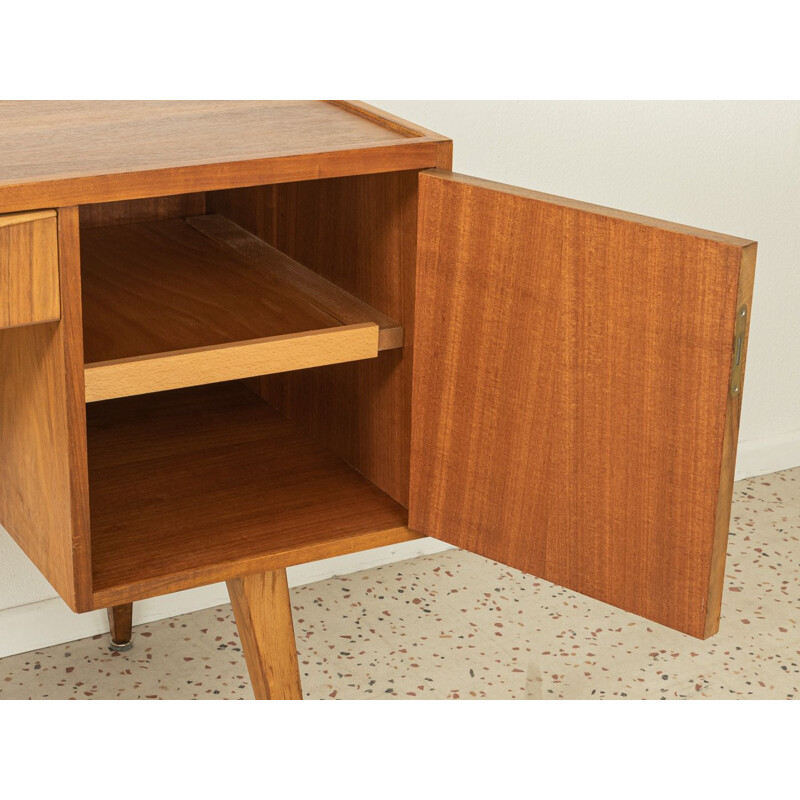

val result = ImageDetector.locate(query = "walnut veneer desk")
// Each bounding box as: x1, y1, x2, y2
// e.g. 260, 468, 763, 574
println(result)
0, 101, 756, 699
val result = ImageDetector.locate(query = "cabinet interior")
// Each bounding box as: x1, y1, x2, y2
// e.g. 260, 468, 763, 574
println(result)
81, 214, 402, 402
78, 172, 420, 608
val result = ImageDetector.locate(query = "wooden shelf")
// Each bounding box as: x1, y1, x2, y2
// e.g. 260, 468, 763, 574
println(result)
87, 382, 417, 608
80, 214, 402, 402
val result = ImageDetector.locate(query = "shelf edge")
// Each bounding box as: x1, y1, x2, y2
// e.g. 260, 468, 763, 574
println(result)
84, 323, 379, 402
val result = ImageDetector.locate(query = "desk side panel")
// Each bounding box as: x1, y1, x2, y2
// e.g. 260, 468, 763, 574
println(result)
0, 207, 91, 611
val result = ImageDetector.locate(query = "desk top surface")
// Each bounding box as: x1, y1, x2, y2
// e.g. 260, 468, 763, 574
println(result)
0, 101, 448, 212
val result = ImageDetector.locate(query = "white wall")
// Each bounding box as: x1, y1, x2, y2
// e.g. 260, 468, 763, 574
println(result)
376, 101, 800, 476
2, 101, 798, 653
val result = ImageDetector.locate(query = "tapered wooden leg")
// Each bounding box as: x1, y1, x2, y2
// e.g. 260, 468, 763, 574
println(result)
107, 603, 133, 652
226, 569, 302, 700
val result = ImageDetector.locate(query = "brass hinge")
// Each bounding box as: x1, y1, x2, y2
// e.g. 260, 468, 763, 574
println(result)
730, 305, 748, 398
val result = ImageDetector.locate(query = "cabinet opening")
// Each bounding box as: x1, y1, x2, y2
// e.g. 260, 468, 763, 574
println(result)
79, 173, 418, 509
79, 173, 417, 606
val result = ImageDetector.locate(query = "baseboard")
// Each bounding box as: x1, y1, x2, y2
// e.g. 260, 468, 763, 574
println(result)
0, 538, 453, 659
735, 431, 800, 481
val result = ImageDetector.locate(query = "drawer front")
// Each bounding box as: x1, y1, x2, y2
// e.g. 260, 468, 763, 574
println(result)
0, 210, 60, 329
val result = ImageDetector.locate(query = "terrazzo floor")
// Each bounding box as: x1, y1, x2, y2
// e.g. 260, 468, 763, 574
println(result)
2, 466, 800, 700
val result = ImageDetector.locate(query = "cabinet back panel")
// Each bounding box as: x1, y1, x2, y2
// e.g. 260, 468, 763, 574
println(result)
79, 193, 206, 228
208, 171, 419, 507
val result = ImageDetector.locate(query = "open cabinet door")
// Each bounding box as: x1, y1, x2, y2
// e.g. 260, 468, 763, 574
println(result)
409, 170, 756, 639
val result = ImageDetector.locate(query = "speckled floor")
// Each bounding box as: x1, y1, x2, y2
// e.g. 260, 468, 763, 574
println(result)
2, 466, 800, 700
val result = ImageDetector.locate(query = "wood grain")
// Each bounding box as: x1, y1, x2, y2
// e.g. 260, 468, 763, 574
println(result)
81, 217, 340, 361
85, 324, 380, 402
227, 569, 302, 700
79, 193, 205, 228
87, 382, 416, 609
187, 214, 403, 350
0, 102, 448, 213
81, 217, 401, 400
0, 210, 58, 229
0, 207, 92, 611
0, 209, 60, 329
208, 170, 426, 507
409, 170, 756, 639
107, 604, 133, 646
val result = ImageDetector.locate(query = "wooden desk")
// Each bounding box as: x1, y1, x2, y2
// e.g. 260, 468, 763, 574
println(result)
0, 101, 756, 698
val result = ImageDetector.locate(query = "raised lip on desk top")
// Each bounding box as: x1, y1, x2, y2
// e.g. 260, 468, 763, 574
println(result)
0, 101, 452, 214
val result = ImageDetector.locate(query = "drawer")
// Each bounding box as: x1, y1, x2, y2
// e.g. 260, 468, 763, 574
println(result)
0, 210, 60, 329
